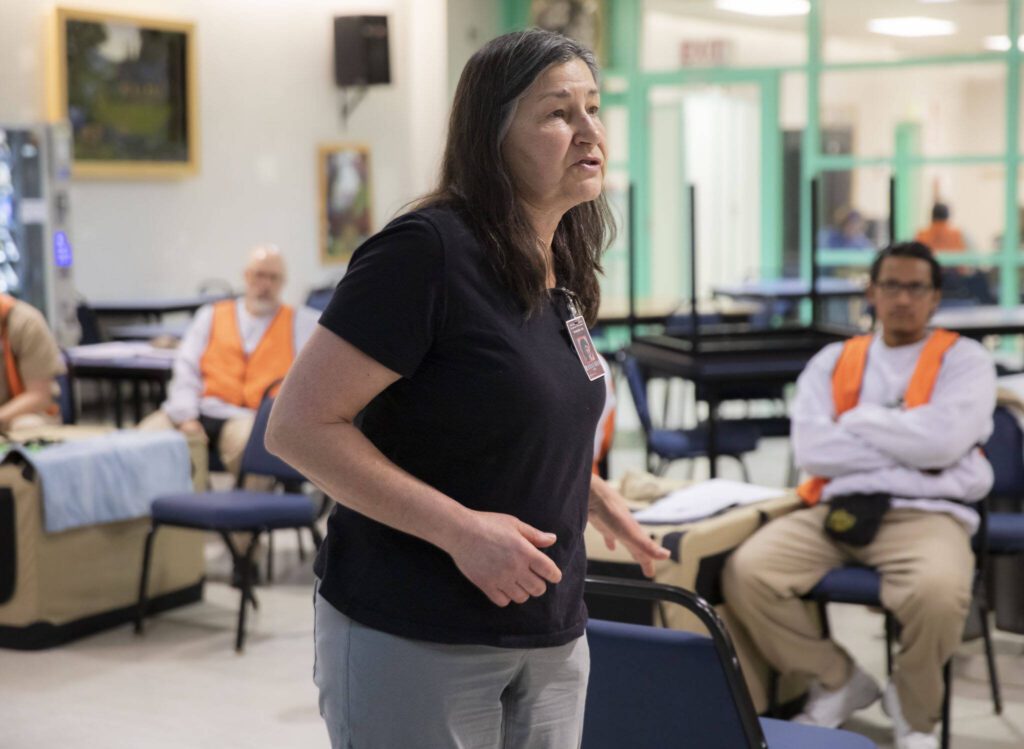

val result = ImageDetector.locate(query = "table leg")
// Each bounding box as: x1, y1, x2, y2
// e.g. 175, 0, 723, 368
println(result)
132, 381, 143, 424
707, 392, 719, 479
112, 381, 124, 428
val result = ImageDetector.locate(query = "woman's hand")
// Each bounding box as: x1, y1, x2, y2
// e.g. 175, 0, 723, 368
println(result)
446, 511, 563, 607
589, 475, 670, 578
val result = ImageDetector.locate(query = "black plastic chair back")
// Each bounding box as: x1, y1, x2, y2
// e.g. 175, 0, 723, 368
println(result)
619, 354, 653, 436
305, 286, 335, 312
238, 387, 306, 486
984, 406, 1024, 498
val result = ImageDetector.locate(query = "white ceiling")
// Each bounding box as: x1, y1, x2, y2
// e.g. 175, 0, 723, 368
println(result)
645, 0, 1011, 58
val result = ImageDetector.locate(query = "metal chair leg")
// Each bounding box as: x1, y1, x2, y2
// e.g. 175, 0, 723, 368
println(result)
134, 524, 159, 634
296, 527, 307, 561
941, 660, 951, 749
266, 531, 275, 583
309, 525, 323, 550
235, 531, 263, 653
884, 612, 897, 676
977, 593, 1003, 714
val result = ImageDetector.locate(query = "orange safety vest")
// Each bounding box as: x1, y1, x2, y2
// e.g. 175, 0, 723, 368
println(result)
915, 222, 965, 252
797, 329, 960, 505
0, 294, 60, 415
0, 294, 25, 400
200, 300, 295, 409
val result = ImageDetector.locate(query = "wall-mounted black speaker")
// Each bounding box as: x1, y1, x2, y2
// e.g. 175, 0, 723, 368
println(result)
334, 15, 390, 87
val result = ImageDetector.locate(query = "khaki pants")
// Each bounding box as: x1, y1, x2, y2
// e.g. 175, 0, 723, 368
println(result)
722, 505, 974, 733
138, 409, 254, 478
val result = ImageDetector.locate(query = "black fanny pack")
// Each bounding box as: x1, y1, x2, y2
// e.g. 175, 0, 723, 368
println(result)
823, 493, 891, 547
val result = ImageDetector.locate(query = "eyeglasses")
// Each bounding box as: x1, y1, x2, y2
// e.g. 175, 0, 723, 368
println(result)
874, 280, 935, 299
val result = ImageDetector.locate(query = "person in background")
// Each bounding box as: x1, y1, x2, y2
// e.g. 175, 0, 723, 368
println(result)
266, 29, 668, 749
915, 203, 965, 252
819, 207, 874, 250
141, 245, 318, 476
723, 242, 994, 749
0, 294, 65, 431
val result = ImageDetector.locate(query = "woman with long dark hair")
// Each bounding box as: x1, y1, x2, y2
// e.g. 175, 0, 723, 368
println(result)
267, 28, 667, 748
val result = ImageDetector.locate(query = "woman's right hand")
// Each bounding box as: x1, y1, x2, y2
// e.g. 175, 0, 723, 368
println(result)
447, 511, 563, 607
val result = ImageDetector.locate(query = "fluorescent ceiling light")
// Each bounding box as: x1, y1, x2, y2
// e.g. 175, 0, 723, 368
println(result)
868, 16, 957, 38
984, 35, 1023, 51
714, 0, 809, 17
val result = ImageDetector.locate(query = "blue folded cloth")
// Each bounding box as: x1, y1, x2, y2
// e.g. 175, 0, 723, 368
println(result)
7, 430, 193, 533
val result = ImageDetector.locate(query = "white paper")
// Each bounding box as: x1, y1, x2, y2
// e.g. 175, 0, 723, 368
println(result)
68, 342, 177, 360
632, 478, 786, 524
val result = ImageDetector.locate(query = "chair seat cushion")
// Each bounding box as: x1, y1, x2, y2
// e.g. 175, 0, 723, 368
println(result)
761, 717, 877, 748
985, 512, 1024, 554
805, 566, 881, 606
151, 490, 315, 530
648, 422, 760, 460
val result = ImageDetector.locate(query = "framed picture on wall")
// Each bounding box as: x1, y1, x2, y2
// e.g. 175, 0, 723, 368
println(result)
530, 0, 605, 60
49, 7, 198, 178
319, 143, 372, 266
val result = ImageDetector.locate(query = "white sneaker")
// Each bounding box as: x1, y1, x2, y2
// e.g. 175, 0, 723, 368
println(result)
882, 681, 939, 749
792, 663, 881, 729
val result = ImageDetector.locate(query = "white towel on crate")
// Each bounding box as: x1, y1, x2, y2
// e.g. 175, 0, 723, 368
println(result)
6, 430, 192, 533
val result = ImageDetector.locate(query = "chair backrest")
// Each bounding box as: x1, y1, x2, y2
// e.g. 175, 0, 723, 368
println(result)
984, 406, 1024, 498
582, 577, 766, 749
238, 387, 307, 486
75, 302, 103, 345
55, 372, 75, 425
304, 286, 335, 312
618, 353, 653, 436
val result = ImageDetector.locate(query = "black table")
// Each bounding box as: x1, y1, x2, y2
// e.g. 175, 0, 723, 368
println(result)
65, 344, 175, 427
89, 294, 231, 320
106, 322, 189, 341
712, 277, 865, 302
628, 324, 853, 477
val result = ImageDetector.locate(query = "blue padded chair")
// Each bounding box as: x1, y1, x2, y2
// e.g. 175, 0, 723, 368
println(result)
55, 352, 76, 425
984, 406, 1024, 556
619, 353, 760, 479
798, 479, 1004, 747
583, 576, 877, 749
134, 387, 322, 652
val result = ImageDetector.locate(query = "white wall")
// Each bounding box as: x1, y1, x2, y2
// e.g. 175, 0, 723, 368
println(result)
0, 0, 449, 305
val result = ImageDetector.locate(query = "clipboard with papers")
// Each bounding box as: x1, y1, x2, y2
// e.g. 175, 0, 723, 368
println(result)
632, 479, 787, 525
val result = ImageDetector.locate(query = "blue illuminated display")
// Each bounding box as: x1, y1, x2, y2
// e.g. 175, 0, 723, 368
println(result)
53, 231, 73, 268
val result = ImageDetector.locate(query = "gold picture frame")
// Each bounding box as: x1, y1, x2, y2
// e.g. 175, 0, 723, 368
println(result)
530, 0, 605, 61
319, 143, 373, 266
48, 7, 199, 179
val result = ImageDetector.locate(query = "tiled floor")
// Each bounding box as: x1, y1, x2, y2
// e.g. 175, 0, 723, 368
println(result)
2, 429, 1024, 747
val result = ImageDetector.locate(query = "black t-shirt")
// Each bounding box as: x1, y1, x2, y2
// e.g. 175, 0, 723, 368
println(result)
314, 205, 605, 648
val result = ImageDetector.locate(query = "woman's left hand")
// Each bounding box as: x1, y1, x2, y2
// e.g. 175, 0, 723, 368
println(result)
588, 475, 670, 578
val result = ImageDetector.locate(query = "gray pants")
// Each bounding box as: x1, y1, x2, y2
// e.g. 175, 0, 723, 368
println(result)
313, 585, 589, 749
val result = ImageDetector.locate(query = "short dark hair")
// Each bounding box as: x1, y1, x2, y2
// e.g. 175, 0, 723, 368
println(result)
932, 202, 950, 221
413, 29, 614, 324
870, 242, 942, 290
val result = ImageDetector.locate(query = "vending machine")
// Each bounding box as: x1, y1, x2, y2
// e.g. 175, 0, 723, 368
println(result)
0, 122, 79, 346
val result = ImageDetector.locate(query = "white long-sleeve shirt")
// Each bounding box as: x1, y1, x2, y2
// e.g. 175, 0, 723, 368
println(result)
792, 331, 996, 532
162, 300, 320, 423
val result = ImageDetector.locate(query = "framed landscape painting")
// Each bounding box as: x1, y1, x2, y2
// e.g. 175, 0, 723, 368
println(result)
319, 144, 373, 265
50, 8, 198, 178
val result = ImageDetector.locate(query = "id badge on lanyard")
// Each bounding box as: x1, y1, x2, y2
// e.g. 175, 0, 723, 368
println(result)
555, 287, 604, 382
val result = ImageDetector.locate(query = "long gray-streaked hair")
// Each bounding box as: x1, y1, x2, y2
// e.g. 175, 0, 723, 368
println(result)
413, 28, 614, 325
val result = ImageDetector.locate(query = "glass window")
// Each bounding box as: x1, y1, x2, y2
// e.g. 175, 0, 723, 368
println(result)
822, 0, 1009, 64
819, 64, 1006, 158
900, 163, 1006, 255
642, 0, 807, 71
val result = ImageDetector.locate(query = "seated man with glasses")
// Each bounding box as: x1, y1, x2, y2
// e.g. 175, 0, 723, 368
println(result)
723, 242, 995, 749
